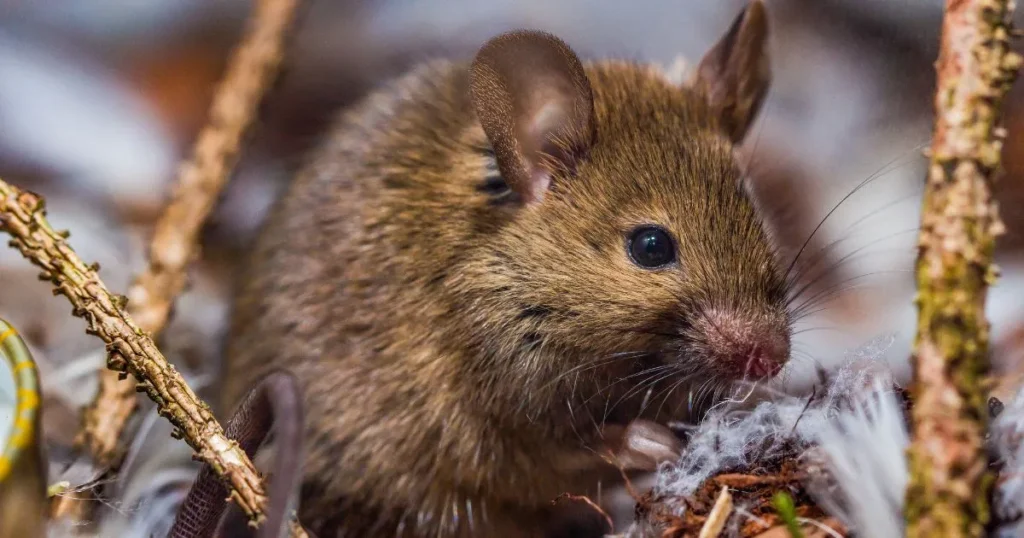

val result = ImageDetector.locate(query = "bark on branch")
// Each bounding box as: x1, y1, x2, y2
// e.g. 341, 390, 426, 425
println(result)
0, 181, 308, 537
904, 0, 1022, 536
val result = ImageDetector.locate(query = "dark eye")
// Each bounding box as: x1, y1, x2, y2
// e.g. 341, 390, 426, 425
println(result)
627, 226, 676, 269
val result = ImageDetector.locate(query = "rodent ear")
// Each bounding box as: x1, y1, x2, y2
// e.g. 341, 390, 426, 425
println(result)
693, 0, 771, 143
470, 30, 596, 204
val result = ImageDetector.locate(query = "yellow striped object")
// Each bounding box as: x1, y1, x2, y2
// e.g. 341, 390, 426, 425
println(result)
0, 318, 47, 537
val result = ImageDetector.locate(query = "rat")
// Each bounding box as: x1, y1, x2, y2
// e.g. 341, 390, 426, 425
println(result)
219, 1, 791, 536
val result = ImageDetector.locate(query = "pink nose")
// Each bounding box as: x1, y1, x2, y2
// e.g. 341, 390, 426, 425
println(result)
692, 307, 790, 380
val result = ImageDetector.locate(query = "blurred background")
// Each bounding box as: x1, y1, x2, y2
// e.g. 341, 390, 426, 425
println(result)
3, 0, 1024, 534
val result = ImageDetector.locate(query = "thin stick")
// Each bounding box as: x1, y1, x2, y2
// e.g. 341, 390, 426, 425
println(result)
48, 0, 301, 525
78, 0, 301, 468
904, 0, 1021, 536
0, 181, 307, 537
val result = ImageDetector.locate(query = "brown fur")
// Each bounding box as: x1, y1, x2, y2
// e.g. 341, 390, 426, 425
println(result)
222, 4, 790, 537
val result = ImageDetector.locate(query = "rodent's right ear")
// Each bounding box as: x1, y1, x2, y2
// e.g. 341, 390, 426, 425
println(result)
693, 0, 771, 143
470, 30, 596, 204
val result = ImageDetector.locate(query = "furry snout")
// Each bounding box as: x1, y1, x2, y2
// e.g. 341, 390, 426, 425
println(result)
691, 308, 790, 380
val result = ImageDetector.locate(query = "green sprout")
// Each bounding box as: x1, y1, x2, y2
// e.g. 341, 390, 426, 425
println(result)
772, 491, 804, 538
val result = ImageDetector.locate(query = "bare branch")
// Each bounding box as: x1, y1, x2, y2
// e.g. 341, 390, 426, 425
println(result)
78, 0, 301, 468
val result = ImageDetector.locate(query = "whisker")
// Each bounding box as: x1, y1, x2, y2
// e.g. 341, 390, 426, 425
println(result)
712, 380, 759, 411
606, 327, 680, 339
577, 364, 672, 412
787, 228, 918, 305
790, 326, 845, 337
790, 269, 911, 318
535, 351, 647, 393
564, 398, 600, 455
785, 190, 921, 291
600, 367, 680, 422
651, 373, 700, 420
787, 222, 919, 292
782, 143, 927, 284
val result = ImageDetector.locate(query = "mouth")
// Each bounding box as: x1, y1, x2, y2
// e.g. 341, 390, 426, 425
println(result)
728, 345, 786, 380
584, 337, 786, 427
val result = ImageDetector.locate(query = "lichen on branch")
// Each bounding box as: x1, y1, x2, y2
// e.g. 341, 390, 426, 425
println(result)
905, 0, 1022, 536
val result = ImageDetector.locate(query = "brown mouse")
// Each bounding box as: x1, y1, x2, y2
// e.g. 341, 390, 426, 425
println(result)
220, 1, 790, 536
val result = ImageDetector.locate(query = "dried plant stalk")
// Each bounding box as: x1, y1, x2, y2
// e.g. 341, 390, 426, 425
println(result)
697, 487, 733, 538
78, 0, 301, 467
904, 0, 1022, 536
0, 181, 308, 537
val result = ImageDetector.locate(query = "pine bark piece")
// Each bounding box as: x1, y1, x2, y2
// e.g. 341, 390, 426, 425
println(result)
78, 0, 301, 469
905, 0, 1022, 536
0, 182, 305, 537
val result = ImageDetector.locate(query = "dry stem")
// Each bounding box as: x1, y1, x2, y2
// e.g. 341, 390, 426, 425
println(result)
0, 181, 307, 537
904, 0, 1022, 536
77, 0, 300, 468
698, 487, 733, 538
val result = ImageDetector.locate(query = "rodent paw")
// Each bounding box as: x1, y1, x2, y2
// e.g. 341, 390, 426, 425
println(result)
601, 419, 683, 472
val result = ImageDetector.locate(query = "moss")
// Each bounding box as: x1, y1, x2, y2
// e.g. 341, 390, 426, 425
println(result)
903, 1, 1020, 536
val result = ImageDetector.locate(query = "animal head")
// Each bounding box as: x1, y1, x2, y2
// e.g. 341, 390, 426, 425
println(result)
461, 1, 790, 417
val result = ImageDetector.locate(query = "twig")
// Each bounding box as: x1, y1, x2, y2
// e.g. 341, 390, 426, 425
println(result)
0, 181, 305, 537
904, 0, 1022, 537
43, 0, 299, 523
552, 493, 614, 533
49, 0, 301, 525
78, 0, 301, 468
698, 487, 733, 538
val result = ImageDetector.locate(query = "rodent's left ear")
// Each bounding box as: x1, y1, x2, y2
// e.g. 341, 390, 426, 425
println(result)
693, 0, 771, 143
470, 30, 596, 204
